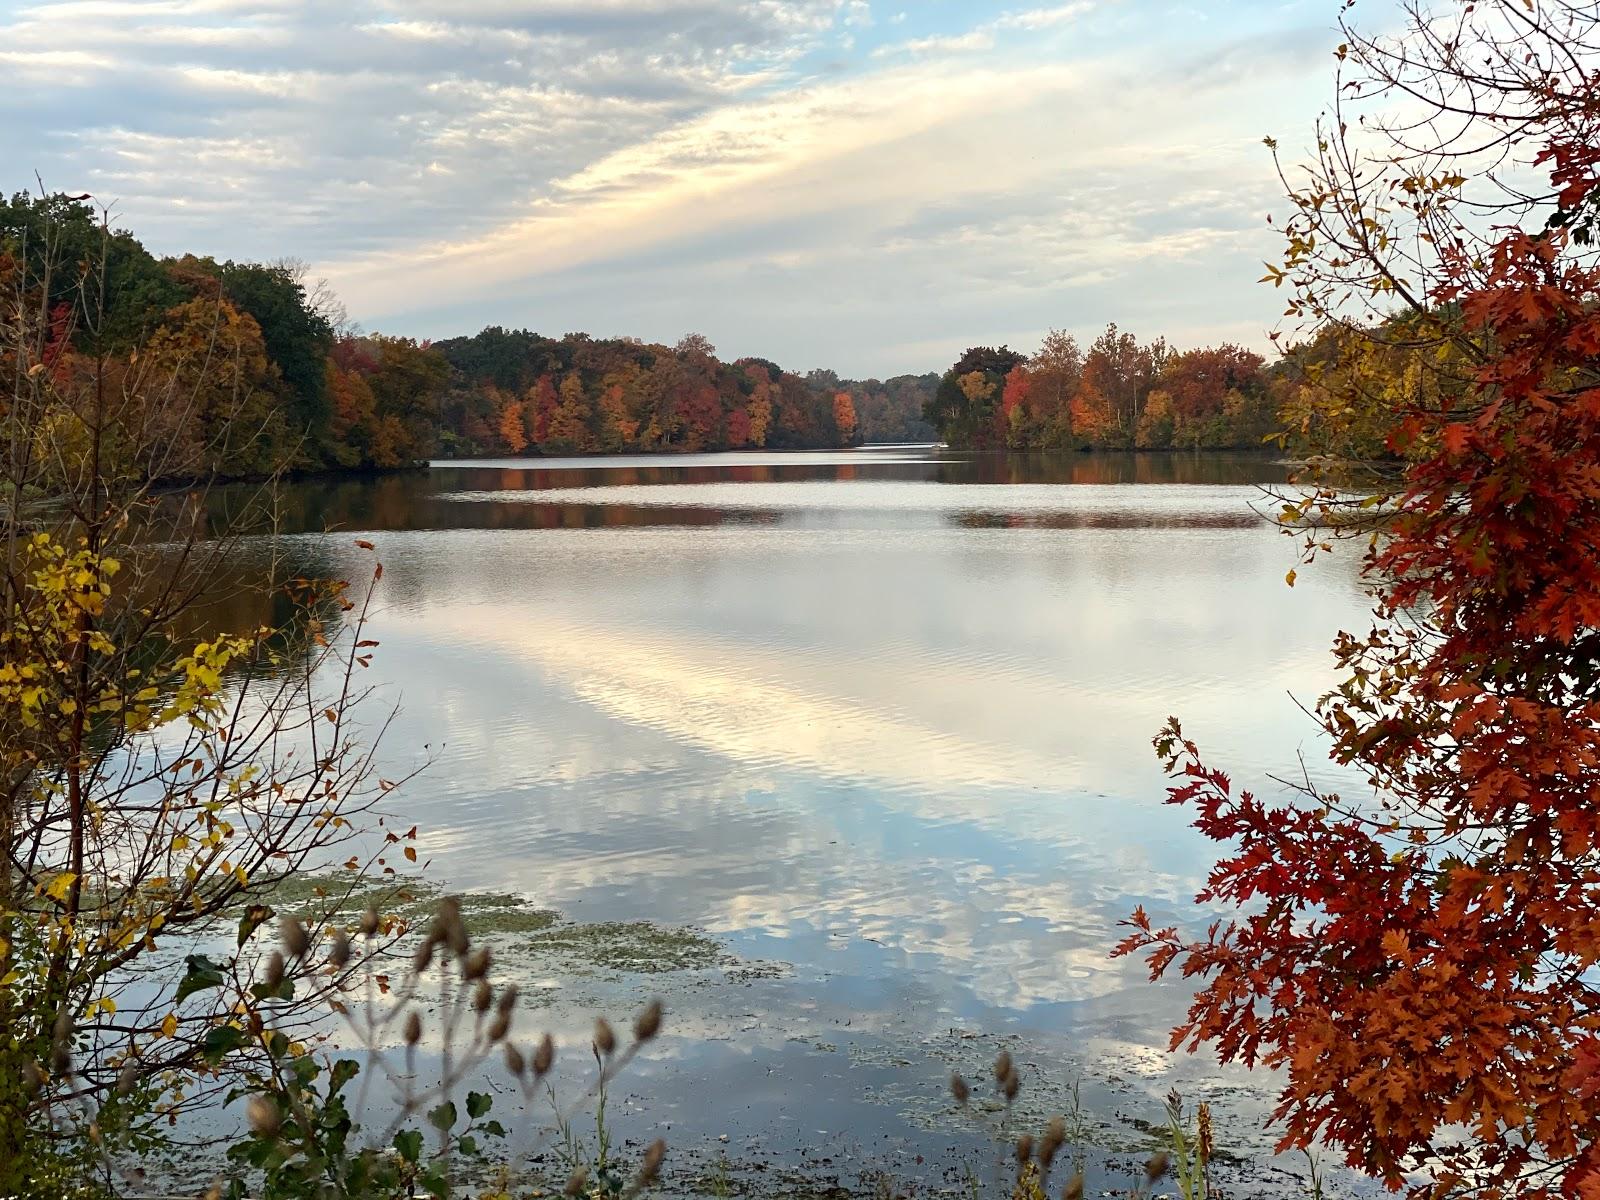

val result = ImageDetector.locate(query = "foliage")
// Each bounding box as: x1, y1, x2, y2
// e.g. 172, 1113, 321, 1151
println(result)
220, 902, 667, 1200
431, 331, 908, 458
1118, 3, 1600, 1197
1, 196, 412, 1199
924, 328, 1282, 451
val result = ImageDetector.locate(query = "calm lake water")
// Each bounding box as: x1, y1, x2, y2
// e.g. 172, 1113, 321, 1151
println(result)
221, 447, 1380, 1197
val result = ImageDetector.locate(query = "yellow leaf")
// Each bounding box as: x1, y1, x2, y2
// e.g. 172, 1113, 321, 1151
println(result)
43, 872, 77, 902
403, 846, 417, 862
1285, 569, 1298, 588
161, 1012, 179, 1038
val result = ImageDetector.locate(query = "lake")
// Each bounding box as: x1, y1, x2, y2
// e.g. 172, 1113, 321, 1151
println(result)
222, 446, 1380, 1197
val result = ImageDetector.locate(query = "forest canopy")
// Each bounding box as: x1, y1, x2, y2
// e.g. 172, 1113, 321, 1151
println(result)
4, 190, 1372, 480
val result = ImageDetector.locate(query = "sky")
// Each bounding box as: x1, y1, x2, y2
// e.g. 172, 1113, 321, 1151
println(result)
0, 0, 1346, 377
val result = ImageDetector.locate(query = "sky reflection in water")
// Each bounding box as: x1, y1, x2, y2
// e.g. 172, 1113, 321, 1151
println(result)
233, 448, 1381, 1196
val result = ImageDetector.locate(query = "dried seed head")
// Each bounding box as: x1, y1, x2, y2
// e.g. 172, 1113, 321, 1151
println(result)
404, 1011, 423, 1046
50, 1007, 74, 1073
1014, 1135, 1034, 1165
633, 999, 663, 1043
246, 1095, 280, 1136
465, 946, 491, 981
1196, 1101, 1214, 1165
1144, 1151, 1170, 1183
22, 1060, 45, 1096
950, 1073, 970, 1105
533, 1033, 555, 1076
360, 906, 380, 938
435, 897, 468, 957
563, 1166, 588, 1197
412, 938, 435, 974
488, 1011, 511, 1043
265, 950, 286, 989
202, 1181, 224, 1200
473, 980, 492, 1014
1062, 1170, 1084, 1200
280, 917, 310, 958
1038, 1115, 1066, 1168
635, 1138, 666, 1189
594, 1017, 617, 1057
88, 1121, 103, 1146
116, 1060, 138, 1097
993, 1050, 1013, 1082
497, 985, 519, 1017
328, 929, 351, 969
504, 1043, 526, 1077
1002, 1067, 1020, 1103
50, 1044, 71, 1076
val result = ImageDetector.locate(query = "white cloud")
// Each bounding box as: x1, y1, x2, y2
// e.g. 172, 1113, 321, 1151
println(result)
874, 0, 1093, 57
2, 0, 1335, 374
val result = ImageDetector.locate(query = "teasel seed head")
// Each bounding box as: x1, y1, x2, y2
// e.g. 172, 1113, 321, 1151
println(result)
633, 999, 663, 1043
504, 1043, 526, 1077
950, 1073, 970, 1105
265, 950, 285, 989
488, 1011, 511, 1043
435, 897, 468, 957
563, 1166, 588, 1197
280, 917, 309, 959
246, 1095, 280, 1136
116, 1060, 138, 1097
412, 938, 435, 974
1002, 1066, 1020, 1103
465, 946, 491, 981
360, 906, 380, 938
533, 1033, 555, 1076
404, 1010, 423, 1046
993, 1050, 1013, 1083
328, 929, 351, 969
1062, 1170, 1084, 1200
1144, 1151, 1169, 1183
1038, 1115, 1066, 1169
635, 1138, 666, 1189
51, 1007, 73, 1074
22, 1060, 45, 1096
1014, 1134, 1034, 1166
497, 984, 520, 1017
594, 1017, 617, 1057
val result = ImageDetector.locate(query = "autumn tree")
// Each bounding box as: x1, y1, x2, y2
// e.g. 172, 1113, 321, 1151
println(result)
924, 346, 1025, 447
526, 375, 558, 447
546, 373, 594, 453
1, 197, 405, 1194
832, 391, 858, 444
1118, 5, 1600, 1196
496, 395, 528, 453
1030, 329, 1083, 447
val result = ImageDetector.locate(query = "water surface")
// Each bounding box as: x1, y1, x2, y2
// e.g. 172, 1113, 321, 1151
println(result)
224, 448, 1379, 1196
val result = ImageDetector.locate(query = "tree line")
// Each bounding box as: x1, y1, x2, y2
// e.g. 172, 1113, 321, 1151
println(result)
4, 188, 1409, 479
921, 328, 1286, 451
0, 193, 942, 483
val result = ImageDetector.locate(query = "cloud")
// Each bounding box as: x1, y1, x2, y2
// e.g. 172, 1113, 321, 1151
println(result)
872, 0, 1093, 57
2, 0, 1336, 374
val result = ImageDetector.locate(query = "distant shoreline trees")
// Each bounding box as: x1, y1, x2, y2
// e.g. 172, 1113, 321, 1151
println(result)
6, 189, 1412, 479
921, 329, 1288, 453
